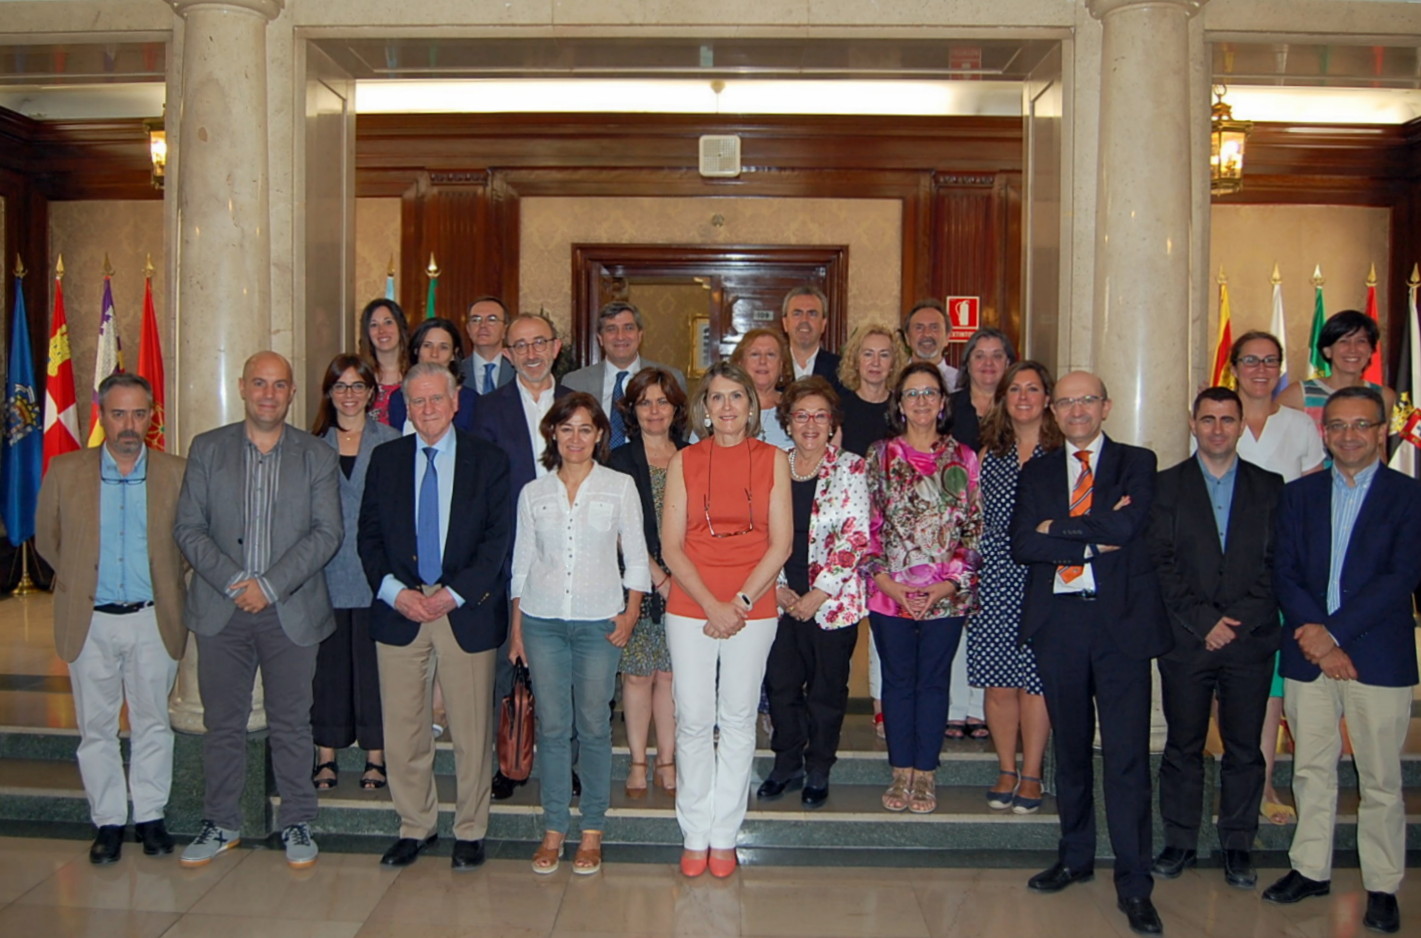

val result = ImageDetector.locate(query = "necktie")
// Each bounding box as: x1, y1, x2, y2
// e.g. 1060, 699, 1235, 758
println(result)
417, 446, 442, 586
482, 362, 496, 394
608, 370, 629, 449
1058, 451, 1093, 583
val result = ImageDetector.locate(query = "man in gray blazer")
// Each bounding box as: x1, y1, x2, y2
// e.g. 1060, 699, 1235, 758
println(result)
173, 351, 343, 870
561, 300, 687, 448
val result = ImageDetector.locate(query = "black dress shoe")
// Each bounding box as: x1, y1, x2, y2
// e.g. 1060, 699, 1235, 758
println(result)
1222, 849, 1256, 889
134, 819, 174, 856
491, 771, 526, 801
1027, 862, 1094, 892
451, 838, 485, 871
801, 783, 829, 809
1150, 846, 1197, 878
380, 834, 437, 867
89, 825, 124, 865
756, 774, 804, 800
1262, 870, 1330, 904
1117, 897, 1163, 935
1363, 891, 1400, 934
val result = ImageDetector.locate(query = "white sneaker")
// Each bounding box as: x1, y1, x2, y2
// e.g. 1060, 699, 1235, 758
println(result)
180, 820, 241, 867
281, 822, 319, 869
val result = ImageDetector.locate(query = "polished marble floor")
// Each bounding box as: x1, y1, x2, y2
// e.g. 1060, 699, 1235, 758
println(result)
2, 833, 1418, 938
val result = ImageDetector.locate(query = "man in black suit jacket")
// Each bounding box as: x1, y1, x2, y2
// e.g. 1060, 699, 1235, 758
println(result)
781, 285, 841, 386
358, 363, 511, 871
1148, 387, 1284, 891
1011, 370, 1171, 936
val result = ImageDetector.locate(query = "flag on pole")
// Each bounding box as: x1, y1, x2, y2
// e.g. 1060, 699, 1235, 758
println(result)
137, 257, 166, 451
385, 255, 396, 301
424, 253, 439, 320
2, 262, 43, 547
41, 257, 81, 474
1389, 264, 1420, 477
1363, 263, 1384, 385
86, 260, 125, 446
1210, 269, 1235, 388
1308, 265, 1330, 380
1269, 262, 1291, 396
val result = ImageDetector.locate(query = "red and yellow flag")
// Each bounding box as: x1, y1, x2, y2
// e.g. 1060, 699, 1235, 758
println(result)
42, 257, 81, 474
1363, 263, 1383, 385
1210, 269, 1235, 389
137, 262, 166, 451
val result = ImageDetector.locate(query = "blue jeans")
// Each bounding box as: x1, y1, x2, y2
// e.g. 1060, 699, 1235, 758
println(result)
869, 612, 964, 772
521, 615, 623, 834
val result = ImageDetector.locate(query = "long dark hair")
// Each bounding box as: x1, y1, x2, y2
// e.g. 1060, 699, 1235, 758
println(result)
617, 367, 689, 442
978, 360, 1063, 457
311, 354, 377, 437
884, 361, 952, 437
358, 298, 410, 376
540, 392, 612, 470
408, 317, 466, 386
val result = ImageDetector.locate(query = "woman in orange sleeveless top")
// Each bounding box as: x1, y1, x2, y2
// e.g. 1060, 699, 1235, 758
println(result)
661, 361, 792, 879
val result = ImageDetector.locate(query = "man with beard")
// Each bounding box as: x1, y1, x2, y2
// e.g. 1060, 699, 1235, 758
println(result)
903, 300, 960, 392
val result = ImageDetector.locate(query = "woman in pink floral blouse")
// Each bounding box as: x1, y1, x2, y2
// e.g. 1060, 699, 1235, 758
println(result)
864, 362, 984, 814
758, 377, 871, 810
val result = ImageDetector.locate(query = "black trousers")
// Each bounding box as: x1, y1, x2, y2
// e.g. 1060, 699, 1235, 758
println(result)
1157, 638, 1272, 851
764, 614, 860, 781
1034, 596, 1154, 900
310, 607, 384, 751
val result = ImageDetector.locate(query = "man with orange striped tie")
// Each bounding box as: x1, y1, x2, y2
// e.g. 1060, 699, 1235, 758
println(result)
1010, 371, 1172, 936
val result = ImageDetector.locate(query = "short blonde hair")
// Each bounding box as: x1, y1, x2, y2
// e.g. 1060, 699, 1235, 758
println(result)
837, 321, 908, 392
687, 361, 762, 441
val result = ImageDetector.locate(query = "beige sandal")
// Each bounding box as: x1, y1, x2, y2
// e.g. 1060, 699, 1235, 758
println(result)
882, 767, 912, 812
532, 833, 564, 875
655, 759, 677, 794
908, 770, 937, 814
625, 762, 649, 799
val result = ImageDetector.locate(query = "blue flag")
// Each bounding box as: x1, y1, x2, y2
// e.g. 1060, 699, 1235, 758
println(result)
2, 274, 42, 546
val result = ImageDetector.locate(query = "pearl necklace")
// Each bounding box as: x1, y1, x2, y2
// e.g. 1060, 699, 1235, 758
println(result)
788, 449, 822, 482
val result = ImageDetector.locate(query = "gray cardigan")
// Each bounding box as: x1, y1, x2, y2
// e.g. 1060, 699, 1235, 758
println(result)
322, 417, 401, 608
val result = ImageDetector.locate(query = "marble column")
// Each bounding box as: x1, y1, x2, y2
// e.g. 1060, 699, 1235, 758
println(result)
166, 0, 284, 734
1087, 0, 1207, 753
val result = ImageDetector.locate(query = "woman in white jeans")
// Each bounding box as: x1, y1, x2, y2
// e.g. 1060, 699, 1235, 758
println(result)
661, 361, 791, 879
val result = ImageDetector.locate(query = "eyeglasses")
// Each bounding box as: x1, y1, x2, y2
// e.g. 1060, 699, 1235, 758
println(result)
1053, 395, 1104, 410
901, 388, 941, 401
790, 410, 832, 425
507, 337, 552, 354
1236, 355, 1282, 369
101, 469, 147, 486
331, 382, 370, 394
1324, 419, 1383, 434
466, 314, 503, 325
704, 444, 755, 538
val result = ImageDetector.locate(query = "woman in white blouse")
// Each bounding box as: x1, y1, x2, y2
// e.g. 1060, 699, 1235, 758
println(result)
508, 392, 650, 876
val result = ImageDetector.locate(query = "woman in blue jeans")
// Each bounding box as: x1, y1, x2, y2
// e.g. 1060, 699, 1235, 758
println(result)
863, 362, 983, 814
508, 392, 650, 875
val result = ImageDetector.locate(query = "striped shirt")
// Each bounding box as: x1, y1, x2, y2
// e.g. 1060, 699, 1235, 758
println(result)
227, 431, 284, 604
1326, 459, 1379, 615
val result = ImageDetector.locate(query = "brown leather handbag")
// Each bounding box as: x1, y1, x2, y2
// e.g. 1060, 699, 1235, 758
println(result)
497, 661, 536, 781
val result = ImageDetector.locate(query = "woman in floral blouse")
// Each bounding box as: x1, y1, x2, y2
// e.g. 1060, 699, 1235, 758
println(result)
759, 377, 871, 810
864, 362, 983, 814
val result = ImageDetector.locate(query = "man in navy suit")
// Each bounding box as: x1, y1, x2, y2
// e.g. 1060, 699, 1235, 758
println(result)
780, 285, 840, 386
1011, 370, 1170, 936
1148, 387, 1284, 891
459, 296, 516, 395
358, 362, 512, 871
1262, 386, 1421, 935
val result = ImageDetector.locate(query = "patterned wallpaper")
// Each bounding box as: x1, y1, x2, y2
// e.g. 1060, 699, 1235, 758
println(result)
355, 198, 401, 321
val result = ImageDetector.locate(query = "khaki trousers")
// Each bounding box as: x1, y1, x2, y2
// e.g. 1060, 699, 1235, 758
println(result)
1283, 676, 1412, 893
377, 609, 494, 842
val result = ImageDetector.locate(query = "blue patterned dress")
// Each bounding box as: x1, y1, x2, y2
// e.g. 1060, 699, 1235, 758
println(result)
966, 445, 1045, 694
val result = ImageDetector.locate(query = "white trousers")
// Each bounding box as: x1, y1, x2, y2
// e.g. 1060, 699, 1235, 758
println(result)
1284, 676, 1412, 893
68, 607, 179, 827
947, 639, 984, 722
665, 613, 777, 851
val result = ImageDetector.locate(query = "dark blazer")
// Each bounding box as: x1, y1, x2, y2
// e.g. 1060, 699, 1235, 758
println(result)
1274, 464, 1421, 687
459, 354, 515, 393
607, 435, 689, 563
357, 429, 512, 654
948, 387, 981, 453
809, 349, 841, 386
471, 379, 574, 499
386, 385, 480, 435
1011, 435, 1171, 660
1148, 456, 1284, 659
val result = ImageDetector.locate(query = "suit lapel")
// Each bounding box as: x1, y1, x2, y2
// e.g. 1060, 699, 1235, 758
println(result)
1339, 466, 1390, 592
1182, 458, 1225, 564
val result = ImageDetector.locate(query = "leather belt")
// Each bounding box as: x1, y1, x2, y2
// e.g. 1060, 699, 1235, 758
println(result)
94, 601, 154, 615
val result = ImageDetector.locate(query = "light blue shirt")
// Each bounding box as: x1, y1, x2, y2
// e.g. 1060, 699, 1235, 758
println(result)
378, 427, 464, 609
1326, 459, 1379, 615
1197, 453, 1238, 552
95, 446, 152, 605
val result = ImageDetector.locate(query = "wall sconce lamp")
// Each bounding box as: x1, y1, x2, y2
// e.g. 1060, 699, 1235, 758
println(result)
1210, 84, 1252, 196
144, 108, 167, 189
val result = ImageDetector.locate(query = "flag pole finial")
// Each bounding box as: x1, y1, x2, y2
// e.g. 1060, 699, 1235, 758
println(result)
55, 255, 64, 280
13, 254, 25, 279
1217, 267, 1228, 285
1270, 262, 1281, 285
144, 254, 155, 279
1311, 265, 1324, 287
426, 254, 440, 278
1366, 262, 1377, 287
387, 254, 396, 277
102, 254, 115, 278
1410, 263, 1420, 288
